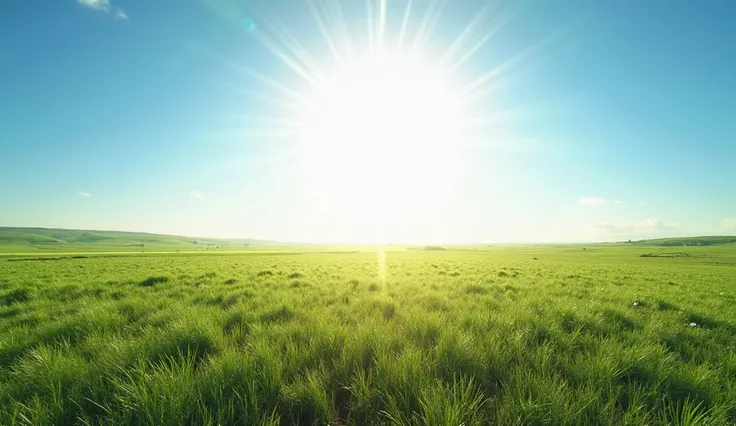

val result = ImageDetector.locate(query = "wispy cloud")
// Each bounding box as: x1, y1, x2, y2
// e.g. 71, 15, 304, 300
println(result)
76, 0, 110, 11
190, 190, 203, 200
722, 218, 736, 231
78, 191, 93, 198
613, 200, 622, 205
76, 0, 128, 19
579, 197, 607, 207
637, 218, 677, 231
597, 218, 678, 235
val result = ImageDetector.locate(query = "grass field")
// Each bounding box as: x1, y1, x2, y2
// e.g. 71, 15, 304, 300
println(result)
1, 244, 735, 425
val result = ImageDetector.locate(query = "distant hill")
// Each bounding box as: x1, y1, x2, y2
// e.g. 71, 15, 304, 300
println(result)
0, 227, 282, 252
631, 236, 736, 247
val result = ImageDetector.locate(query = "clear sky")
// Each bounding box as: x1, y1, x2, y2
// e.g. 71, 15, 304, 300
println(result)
1, 0, 735, 243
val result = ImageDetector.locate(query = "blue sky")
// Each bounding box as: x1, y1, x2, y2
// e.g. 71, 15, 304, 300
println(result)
1, 0, 735, 243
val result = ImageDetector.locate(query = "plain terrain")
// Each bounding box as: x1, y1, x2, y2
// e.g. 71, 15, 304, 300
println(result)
1, 238, 735, 425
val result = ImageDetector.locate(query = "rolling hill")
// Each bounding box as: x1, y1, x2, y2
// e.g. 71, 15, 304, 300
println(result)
631, 236, 736, 247
0, 227, 281, 253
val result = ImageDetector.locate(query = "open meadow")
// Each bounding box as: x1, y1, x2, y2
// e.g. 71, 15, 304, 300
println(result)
1, 245, 735, 425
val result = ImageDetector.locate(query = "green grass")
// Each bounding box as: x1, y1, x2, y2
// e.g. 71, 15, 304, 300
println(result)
0, 245, 734, 425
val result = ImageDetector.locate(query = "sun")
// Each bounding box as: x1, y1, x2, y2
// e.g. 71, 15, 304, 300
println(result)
296, 51, 468, 224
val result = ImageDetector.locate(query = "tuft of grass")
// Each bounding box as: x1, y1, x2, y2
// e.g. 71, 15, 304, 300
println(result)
0, 286, 35, 306
139, 275, 170, 287
260, 304, 294, 323
465, 284, 488, 295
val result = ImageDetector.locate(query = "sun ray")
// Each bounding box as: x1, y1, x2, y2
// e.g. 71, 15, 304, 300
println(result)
261, 14, 329, 82
378, 0, 387, 56
460, 25, 570, 105
186, 40, 307, 105
327, 0, 356, 64
447, 7, 516, 74
409, 0, 448, 58
240, 113, 303, 129
237, 67, 307, 105
247, 14, 324, 85
366, 0, 376, 54
435, 0, 503, 71
307, 0, 343, 64
396, 0, 413, 51
209, 126, 299, 142
221, 84, 305, 113
460, 36, 552, 101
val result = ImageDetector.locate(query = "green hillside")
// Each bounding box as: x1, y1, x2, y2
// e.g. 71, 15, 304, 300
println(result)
632, 236, 736, 247
0, 227, 280, 253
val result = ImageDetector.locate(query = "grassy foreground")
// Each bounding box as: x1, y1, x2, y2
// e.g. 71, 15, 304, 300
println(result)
0, 246, 734, 425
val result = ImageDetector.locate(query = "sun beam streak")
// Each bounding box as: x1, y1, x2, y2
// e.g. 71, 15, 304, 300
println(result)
447, 7, 517, 74
397, 0, 413, 51
435, 0, 501, 71
460, 21, 573, 106
366, 0, 376, 54
222, 84, 305, 113
186, 40, 308, 105
378, 0, 387, 56
410, 0, 448, 58
328, 0, 357, 63
248, 10, 326, 84
307, 0, 342, 64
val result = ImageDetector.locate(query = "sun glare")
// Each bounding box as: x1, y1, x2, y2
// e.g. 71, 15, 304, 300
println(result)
223, 0, 520, 243
297, 52, 468, 225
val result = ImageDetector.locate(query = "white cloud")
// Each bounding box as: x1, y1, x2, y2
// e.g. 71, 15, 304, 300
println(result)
597, 218, 678, 235
77, 0, 128, 19
722, 218, 736, 231
637, 218, 677, 231
190, 190, 203, 200
613, 200, 621, 205
78, 191, 92, 198
579, 197, 607, 207
76, 0, 110, 11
